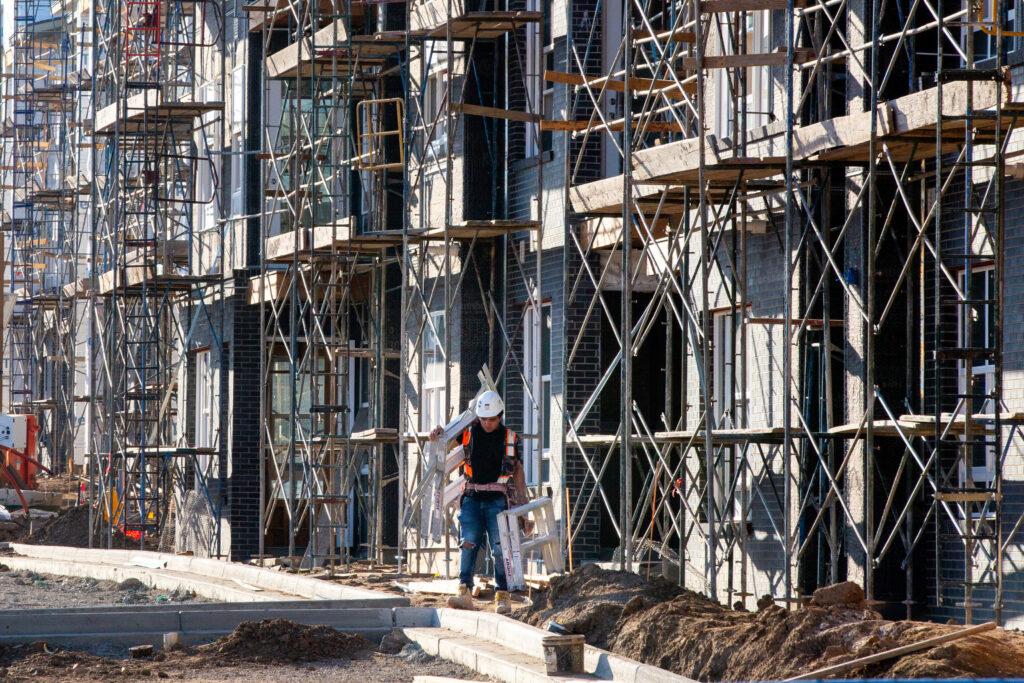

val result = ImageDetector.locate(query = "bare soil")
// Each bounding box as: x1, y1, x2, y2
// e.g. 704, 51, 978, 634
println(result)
0, 567, 206, 609
515, 564, 1024, 680
34, 474, 82, 495
0, 505, 159, 549
0, 621, 488, 682
195, 619, 369, 663
313, 563, 454, 608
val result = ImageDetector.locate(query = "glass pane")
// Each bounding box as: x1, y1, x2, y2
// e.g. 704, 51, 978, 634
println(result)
541, 305, 551, 374
542, 378, 551, 449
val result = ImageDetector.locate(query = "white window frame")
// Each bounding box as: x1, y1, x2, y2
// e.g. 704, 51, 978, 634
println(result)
712, 310, 748, 522
421, 310, 447, 430
231, 133, 243, 219
194, 348, 220, 480
525, 0, 554, 158
423, 57, 449, 156
523, 301, 552, 486
714, 10, 772, 138
231, 63, 245, 135
601, 0, 624, 177
967, 0, 1015, 62
957, 265, 996, 486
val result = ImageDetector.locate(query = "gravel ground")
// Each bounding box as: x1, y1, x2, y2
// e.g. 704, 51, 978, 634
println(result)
0, 567, 207, 609
0, 652, 487, 682
0, 624, 490, 683
131, 652, 486, 682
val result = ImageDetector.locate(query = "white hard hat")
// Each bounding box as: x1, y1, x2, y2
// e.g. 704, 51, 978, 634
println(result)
474, 390, 504, 419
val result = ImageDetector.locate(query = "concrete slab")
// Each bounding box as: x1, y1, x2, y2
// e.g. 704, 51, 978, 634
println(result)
177, 607, 394, 633
5, 545, 407, 606
394, 606, 437, 628
0, 555, 295, 602
0, 599, 361, 616
0, 611, 182, 637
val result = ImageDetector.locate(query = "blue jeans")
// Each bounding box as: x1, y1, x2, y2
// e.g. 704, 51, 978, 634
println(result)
458, 495, 508, 591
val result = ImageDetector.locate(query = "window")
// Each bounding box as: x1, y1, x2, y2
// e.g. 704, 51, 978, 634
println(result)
714, 11, 772, 138
231, 64, 245, 134
351, 357, 371, 426
231, 134, 243, 219
523, 302, 552, 485
712, 310, 747, 521
424, 70, 448, 154
269, 353, 326, 444
969, 0, 1014, 62
526, 0, 554, 157
958, 266, 996, 485
194, 348, 219, 479
421, 311, 447, 429
601, 0, 624, 177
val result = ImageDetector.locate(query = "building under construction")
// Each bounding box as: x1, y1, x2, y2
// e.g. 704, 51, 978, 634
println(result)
4, 0, 1024, 630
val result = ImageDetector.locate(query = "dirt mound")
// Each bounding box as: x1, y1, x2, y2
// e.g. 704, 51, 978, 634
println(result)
0, 644, 132, 680
13, 505, 159, 549
518, 563, 699, 649
34, 475, 81, 495
518, 565, 1024, 680
197, 619, 372, 663
21, 505, 90, 547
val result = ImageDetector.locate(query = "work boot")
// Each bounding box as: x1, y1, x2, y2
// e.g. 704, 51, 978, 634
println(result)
447, 584, 475, 610
495, 590, 511, 615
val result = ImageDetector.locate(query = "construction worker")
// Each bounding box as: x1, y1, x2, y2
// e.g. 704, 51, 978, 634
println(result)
430, 390, 528, 615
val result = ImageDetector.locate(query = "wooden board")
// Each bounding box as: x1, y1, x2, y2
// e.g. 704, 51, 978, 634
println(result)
702, 0, 808, 11
568, 80, 1020, 215
411, 8, 541, 39
453, 102, 540, 123
678, 48, 815, 69
265, 223, 402, 262
418, 219, 540, 240
785, 622, 996, 681
545, 70, 695, 101
264, 24, 401, 79
94, 92, 222, 135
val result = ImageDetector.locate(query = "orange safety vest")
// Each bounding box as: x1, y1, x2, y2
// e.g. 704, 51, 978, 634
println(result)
461, 426, 518, 484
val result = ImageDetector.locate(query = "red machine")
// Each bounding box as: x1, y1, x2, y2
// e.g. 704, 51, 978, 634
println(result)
0, 414, 42, 512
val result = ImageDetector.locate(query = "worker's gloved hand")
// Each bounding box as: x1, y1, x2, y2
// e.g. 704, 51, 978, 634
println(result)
430, 425, 444, 440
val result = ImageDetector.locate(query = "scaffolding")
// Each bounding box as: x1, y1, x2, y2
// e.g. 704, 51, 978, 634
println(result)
250, 0, 548, 573
7, 0, 1024, 629
86, 0, 228, 549
558, 0, 1024, 621
254, 0, 406, 567
1, 1, 87, 476
396, 0, 549, 577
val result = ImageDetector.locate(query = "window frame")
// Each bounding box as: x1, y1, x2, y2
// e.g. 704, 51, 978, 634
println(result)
956, 264, 997, 486
194, 347, 220, 481
523, 301, 552, 486
421, 310, 447, 430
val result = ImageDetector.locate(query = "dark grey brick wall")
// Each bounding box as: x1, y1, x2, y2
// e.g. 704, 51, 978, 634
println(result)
229, 270, 263, 560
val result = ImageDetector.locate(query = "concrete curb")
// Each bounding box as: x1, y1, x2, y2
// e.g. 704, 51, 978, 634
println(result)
425, 609, 695, 683
0, 604, 436, 649
5, 544, 407, 605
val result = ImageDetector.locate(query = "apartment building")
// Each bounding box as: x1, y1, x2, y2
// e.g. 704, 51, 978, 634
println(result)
5, 0, 1024, 628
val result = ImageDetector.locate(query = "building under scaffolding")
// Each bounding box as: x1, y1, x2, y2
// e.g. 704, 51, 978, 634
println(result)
4, 0, 1024, 628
